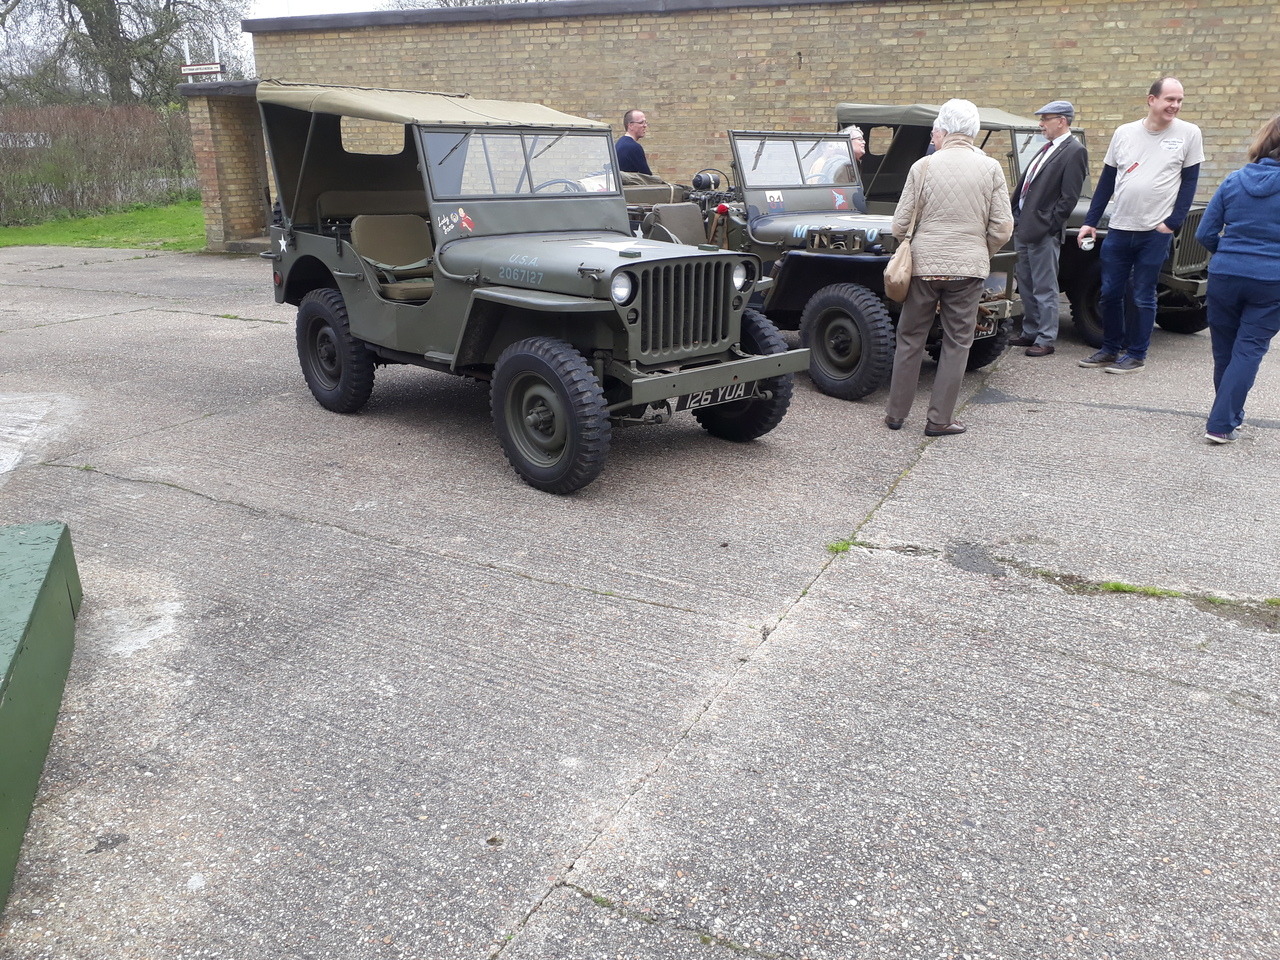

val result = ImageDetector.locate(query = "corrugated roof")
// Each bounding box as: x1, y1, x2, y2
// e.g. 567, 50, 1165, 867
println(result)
256, 80, 607, 129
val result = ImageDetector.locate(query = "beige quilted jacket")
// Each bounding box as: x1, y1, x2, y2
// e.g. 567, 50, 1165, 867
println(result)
892, 134, 1014, 279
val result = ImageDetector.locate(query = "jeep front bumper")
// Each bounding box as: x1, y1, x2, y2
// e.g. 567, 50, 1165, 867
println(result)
615, 348, 810, 407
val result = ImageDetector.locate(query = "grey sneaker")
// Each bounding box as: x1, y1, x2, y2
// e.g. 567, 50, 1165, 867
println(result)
1079, 350, 1119, 368
1205, 429, 1239, 444
1104, 355, 1145, 374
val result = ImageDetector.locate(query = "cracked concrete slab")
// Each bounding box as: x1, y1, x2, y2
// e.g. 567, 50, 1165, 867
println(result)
1, 248, 1276, 959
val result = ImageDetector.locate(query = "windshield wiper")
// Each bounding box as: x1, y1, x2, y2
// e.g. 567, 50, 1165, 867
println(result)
436, 132, 471, 166
531, 132, 567, 160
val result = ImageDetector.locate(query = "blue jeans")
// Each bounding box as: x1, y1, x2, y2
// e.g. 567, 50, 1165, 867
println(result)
1098, 228, 1172, 360
1205, 273, 1280, 434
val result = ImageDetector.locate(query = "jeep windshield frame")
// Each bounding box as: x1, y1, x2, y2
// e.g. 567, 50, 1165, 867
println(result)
420, 127, 621, 200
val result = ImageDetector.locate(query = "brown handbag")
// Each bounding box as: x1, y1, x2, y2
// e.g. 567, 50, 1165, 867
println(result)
883, 158, 930, 303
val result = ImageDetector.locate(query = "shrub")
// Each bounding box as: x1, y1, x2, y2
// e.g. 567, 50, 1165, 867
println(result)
0, 104, 195, 225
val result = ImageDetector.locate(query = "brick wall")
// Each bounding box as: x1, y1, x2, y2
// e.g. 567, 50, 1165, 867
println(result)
183, 82, 269, 251
202, 0, 1277, 248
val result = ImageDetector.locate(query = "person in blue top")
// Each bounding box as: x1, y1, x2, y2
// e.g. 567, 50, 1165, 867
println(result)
1194, 114, 1280, 444
615, 109, 652, 175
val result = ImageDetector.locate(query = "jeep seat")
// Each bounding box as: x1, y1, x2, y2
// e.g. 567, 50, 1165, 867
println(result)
350, 215, 435, 301
643, 203, 708, 246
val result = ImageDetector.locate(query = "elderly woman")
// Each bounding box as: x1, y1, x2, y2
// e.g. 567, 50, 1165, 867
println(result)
884, 99, 1013, 436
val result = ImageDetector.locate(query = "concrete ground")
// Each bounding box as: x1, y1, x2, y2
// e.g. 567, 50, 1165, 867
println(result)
1, 246, 1277, 960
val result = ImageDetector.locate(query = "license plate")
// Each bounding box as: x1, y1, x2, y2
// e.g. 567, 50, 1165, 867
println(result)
675, 381, 753, 412
974, 315, 999, 337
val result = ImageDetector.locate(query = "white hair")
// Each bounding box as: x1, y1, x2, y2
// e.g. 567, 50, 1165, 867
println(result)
933, 99, 980, 139
841, 124, 864, 140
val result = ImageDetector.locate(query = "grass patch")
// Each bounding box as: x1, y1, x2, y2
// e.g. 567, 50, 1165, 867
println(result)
1098, 581, 1183, 598
827, 539, 853, 554
0, 201, 205, 251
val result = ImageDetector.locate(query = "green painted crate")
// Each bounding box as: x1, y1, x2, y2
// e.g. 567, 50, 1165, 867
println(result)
0, 522, 82, 912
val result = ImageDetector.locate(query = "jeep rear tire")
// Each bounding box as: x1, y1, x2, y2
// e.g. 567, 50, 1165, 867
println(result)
492, 337, 611, 494
798, 283, 894, 400
692, 308, 793, 442
928, 321, 1010, 370
1066, 259, 1104, 348
296, 288, 375, 413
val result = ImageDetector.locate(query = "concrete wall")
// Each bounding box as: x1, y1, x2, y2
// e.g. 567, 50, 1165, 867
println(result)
196, 0, 1278, 248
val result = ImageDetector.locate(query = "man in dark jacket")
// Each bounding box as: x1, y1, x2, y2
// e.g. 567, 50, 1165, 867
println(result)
615, 109, 652, 175
1010, 100, 1089, 356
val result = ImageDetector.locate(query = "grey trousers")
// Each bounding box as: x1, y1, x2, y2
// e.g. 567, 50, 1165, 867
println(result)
1013, 233, 1063, 345
886, 276, 985, 425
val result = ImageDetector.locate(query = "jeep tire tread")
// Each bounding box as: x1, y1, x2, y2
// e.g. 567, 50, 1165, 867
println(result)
692, 308, 794, 442
491, 337, 611, 494
296, 288, 376, 413
1066, 257, 1105, 348
798, 283, 895, 400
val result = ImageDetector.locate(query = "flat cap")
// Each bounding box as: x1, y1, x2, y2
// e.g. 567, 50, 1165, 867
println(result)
1035, 99, 1075, 120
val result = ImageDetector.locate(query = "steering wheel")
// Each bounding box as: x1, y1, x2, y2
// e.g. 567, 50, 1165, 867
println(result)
532, 179, 585, 194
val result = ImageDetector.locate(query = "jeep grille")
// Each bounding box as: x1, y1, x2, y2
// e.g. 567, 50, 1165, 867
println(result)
1168, 208, 1210, 275
635, 261, 734, 359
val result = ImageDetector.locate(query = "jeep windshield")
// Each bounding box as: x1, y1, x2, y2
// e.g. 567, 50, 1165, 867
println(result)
733, 134, 861, 188
422, 128, 620, 198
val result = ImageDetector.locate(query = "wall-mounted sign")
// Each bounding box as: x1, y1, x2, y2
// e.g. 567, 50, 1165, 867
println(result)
180, 63, 224, 76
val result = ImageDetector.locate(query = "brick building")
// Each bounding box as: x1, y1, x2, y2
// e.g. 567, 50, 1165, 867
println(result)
183, 0, 1279, 251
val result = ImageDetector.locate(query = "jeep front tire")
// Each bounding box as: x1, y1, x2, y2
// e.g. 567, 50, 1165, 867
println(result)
693, 308, 794, 442
798, 283, 894, 400
492, 337, 611, 494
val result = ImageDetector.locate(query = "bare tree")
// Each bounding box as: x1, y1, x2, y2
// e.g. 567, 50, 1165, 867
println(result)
0, 0, 250, 104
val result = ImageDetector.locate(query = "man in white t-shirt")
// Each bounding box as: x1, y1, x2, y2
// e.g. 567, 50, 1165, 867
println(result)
1077, 78, 1205, 373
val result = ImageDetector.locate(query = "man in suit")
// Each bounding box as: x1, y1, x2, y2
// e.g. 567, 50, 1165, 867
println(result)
1010, 100, 1089, 356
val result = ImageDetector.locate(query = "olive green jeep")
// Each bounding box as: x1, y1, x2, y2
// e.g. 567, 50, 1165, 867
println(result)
634, 131, 1019, 400
257, 81, 807, 493
836, 102, 1209, 347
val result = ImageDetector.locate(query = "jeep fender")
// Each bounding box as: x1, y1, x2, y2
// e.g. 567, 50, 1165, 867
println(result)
453, 286, 621, 370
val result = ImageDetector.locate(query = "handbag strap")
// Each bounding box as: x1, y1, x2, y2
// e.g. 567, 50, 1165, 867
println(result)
904, 157, 931, 241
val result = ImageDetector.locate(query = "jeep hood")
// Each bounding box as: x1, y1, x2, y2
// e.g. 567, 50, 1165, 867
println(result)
442, 232, 740, 297
749, 211, 896, 246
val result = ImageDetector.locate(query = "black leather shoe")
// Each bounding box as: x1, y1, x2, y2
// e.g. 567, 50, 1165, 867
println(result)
924, 420, 966, 437
1008, 336, 1035, 347
884, 416, 905, 430
1025, 343, 1055, 357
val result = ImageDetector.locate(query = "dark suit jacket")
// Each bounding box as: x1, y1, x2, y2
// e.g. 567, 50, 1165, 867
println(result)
1013, 136, 1088, 243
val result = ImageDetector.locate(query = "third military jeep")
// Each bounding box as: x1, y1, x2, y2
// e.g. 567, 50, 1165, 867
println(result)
837, 102, 1210, 347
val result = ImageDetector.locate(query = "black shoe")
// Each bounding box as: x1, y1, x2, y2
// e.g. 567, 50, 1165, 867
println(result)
885, 416, 905, 430
924, 420, 966, 437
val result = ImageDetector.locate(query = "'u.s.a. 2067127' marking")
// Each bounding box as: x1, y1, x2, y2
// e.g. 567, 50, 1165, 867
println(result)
498, 265, 545, 285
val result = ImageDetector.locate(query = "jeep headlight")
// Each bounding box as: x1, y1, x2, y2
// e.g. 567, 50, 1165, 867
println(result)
732, 261, 754, 292
610, 271, 635, 305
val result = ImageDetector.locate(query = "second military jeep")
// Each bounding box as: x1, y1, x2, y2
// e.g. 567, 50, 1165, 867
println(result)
256, 81, 807, 493
638, 131, 1019, 400
836, 102, 1210, 347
